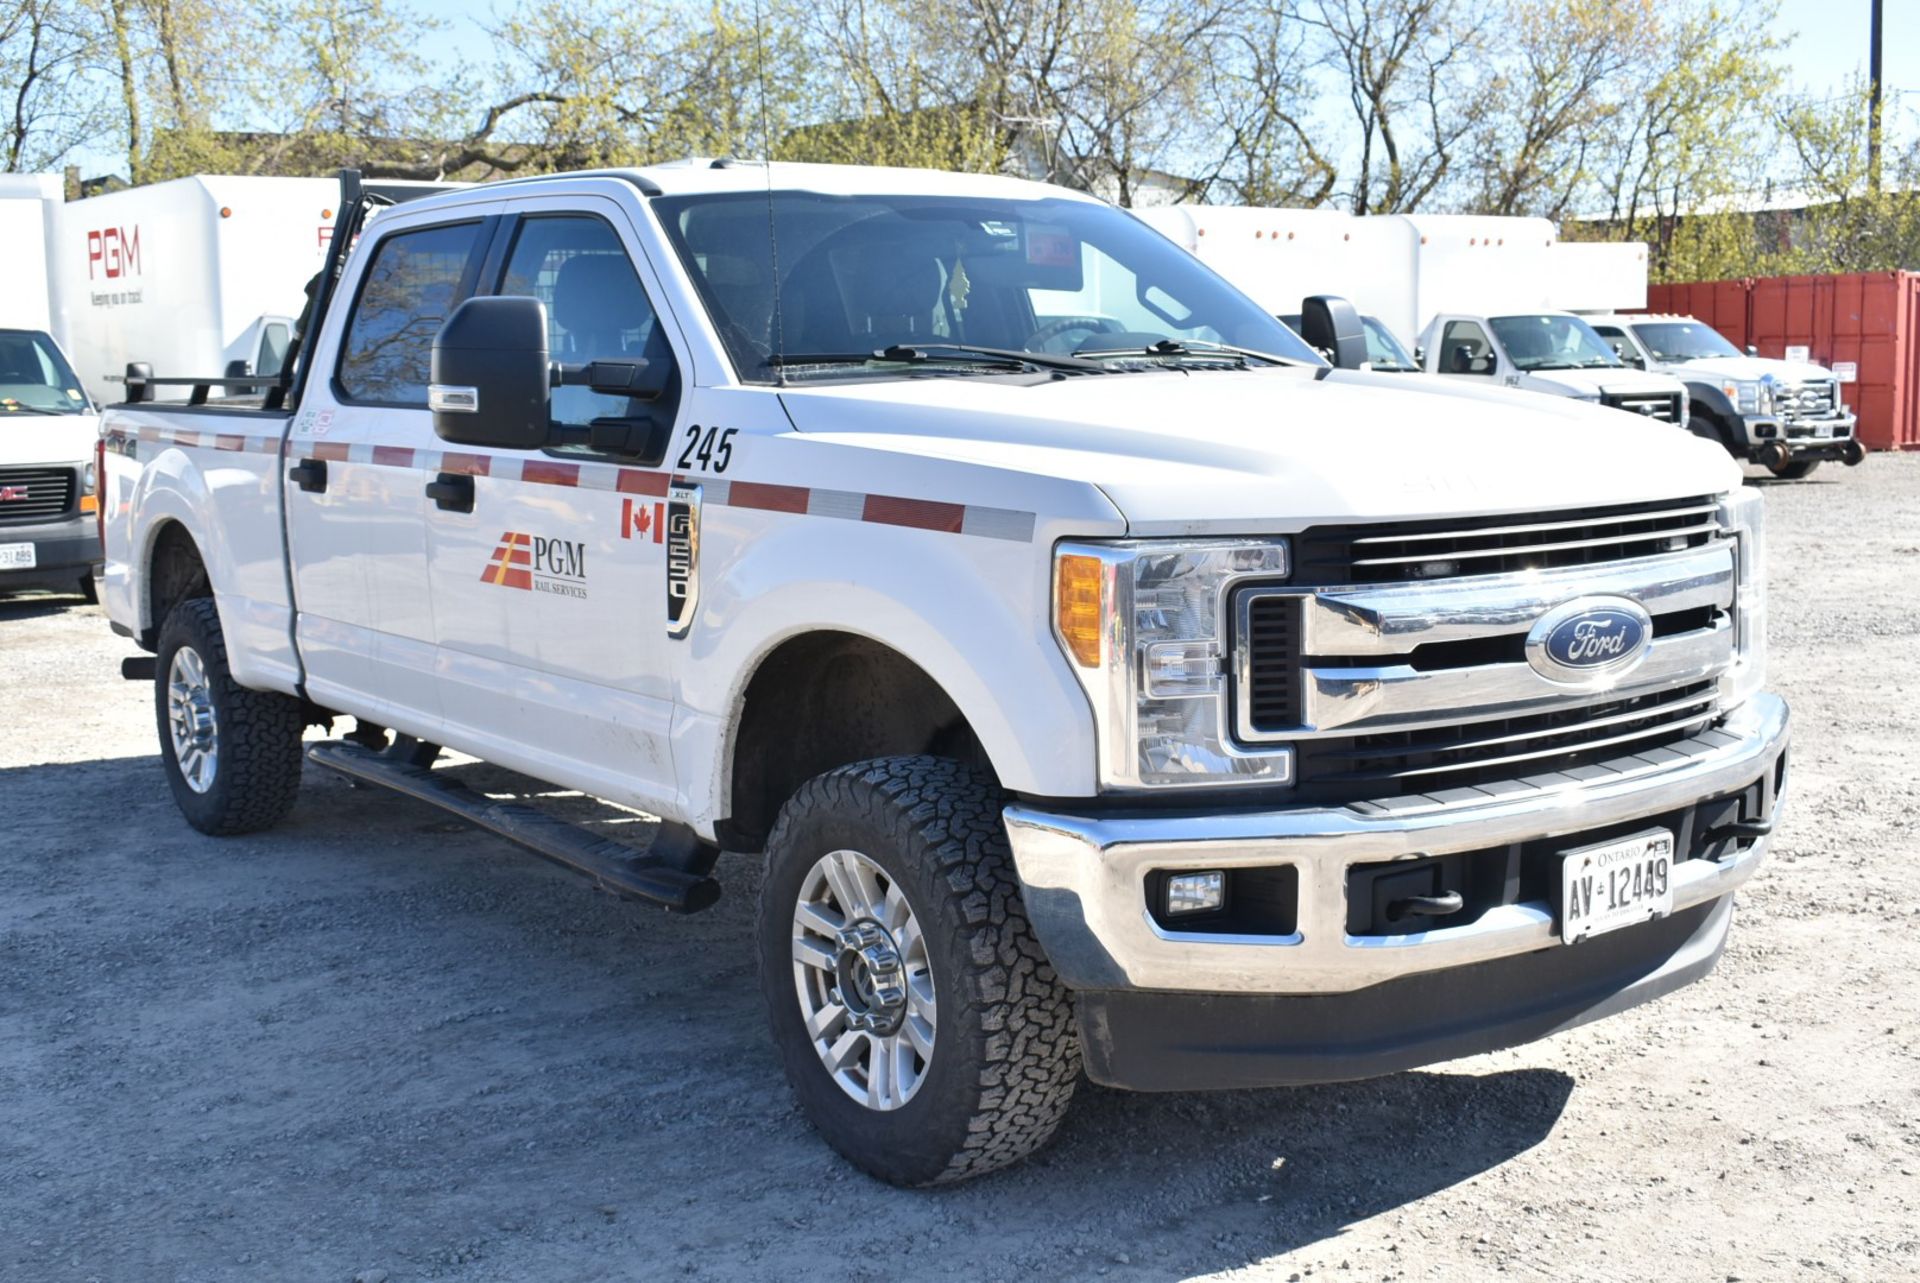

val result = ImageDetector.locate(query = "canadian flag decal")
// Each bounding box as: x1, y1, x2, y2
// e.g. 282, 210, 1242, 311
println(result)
621, 497, 665, 542
481, 532, 534, 589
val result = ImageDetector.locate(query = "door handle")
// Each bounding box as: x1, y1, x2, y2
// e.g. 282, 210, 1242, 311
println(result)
288, 458, 327, 493
426, 472, 475, 513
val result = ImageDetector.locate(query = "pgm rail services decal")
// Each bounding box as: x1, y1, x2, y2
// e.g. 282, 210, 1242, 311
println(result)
482, 531, 589, 598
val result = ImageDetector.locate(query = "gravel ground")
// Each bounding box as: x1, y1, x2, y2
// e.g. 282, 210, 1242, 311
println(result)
2, 457, 1917, 1283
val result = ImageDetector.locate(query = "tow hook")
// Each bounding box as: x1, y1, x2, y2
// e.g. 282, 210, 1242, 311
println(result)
120, 656, 157, 681
1387, 891, 1465, 922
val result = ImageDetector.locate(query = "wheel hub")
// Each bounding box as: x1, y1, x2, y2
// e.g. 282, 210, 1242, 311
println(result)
166, 646, 219, 794
834, 920, 907, 1034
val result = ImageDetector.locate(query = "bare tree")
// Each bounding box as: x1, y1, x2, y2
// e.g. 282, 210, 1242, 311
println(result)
1303, 0, 1492, 213
3, 0, 104, 172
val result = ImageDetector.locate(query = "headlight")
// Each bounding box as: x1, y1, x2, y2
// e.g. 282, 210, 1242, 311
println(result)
1719, 487, 1766, 708
1053, 539, 1291, 789
1721, 380, 1762, 415
84, 460, 98, 494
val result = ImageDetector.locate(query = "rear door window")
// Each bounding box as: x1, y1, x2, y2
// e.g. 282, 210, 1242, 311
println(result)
337, 222, 485, 405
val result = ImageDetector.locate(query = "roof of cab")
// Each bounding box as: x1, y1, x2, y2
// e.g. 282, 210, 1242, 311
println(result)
463, 158, 1103, 205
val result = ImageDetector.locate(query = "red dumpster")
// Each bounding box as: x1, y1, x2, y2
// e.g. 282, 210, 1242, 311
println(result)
1646, 271, 1920, 451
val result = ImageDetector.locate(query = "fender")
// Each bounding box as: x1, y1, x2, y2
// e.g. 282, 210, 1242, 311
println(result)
672, 507, 1102, 828
120, 420, 300, 694
1677, 381, 1746, 453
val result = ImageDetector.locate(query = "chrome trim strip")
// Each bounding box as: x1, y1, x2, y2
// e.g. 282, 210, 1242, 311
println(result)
1297, 617, 1732, 735
1345, 503, 1720, 547
1348, 521, 1719, 568
1002, 692, 1788, 995
1293, 542, 1734, 658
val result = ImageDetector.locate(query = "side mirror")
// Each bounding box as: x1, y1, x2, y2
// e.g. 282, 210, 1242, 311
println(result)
1745, 344, 1759, 357
1299, 295, 1368, 370
224, 358, 252, 379
1413, 345, 1425, 365
430, 296, 552, 449
1450, 343, 1491, 375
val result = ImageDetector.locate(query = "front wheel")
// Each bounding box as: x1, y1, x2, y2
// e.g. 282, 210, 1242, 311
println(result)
1767, 457, 1822, 480
154, 597, 305, 835
757, 756, 1080, 1186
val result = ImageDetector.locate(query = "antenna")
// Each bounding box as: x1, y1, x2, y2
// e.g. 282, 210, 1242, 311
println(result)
752, 0, 785, 385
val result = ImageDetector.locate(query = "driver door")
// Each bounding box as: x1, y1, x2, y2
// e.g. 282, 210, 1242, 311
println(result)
422, 197, 688, 815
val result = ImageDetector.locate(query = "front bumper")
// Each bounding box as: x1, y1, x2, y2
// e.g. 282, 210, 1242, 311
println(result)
1740, 412, 1863, 463
0, 517, 100, 594
1003, 692, 1788, 996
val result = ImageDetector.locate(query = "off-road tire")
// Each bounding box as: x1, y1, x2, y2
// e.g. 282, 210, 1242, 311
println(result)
1767, 457, 1821, 480
154, 597, 305, 835
757, 756, 1080, 1186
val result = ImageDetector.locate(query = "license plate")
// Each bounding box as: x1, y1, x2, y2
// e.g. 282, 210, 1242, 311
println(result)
1561, 829, 1674, 944
0, 542, 35, 570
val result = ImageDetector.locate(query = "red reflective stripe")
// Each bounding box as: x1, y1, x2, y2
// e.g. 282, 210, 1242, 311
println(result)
215, 434, 246, 452
521, 460, 581, 487
440, 452, 492, 476
371, 445, 414, 468
311, 441, 351, 462
616, 468, 670, 495
173, 430, 201, 449
729, 480, 809, 513
862, 494, 965, 533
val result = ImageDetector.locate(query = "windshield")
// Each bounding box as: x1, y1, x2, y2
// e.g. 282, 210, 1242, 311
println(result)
653, 190, 1322, 383
1362, 317, 1417, 370
0, 330, 90, 415
1629, 321, 1742, 363
1487, 314, 1621, 371
1278, 313, 1418, 371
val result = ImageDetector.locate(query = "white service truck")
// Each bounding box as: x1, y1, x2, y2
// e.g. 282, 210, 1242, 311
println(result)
51, 175, 340, 405
1584, 313, 1864, 479
1, 326, 101, 598
1138, 206, 1691, 418
100, 164, 1788, 1185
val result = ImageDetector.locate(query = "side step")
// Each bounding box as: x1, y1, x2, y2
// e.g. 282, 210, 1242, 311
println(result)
307, 740, 721, 913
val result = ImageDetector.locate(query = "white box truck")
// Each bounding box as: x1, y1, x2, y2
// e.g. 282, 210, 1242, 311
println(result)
1137, 206, 1689, 421
0, 173, 62, 333
50, 175, 340, 404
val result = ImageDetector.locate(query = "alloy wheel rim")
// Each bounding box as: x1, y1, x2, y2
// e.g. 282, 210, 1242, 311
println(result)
790, 848, 936, 1111
166, 646, 218, 794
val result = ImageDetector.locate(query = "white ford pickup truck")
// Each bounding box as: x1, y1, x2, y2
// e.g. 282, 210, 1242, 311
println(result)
100, 163, 1788, 1186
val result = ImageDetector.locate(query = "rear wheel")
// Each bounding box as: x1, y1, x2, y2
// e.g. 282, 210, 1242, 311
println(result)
154, 597, 305, 835
1767, 457, 1822, 480
757, 756, 1080, 1185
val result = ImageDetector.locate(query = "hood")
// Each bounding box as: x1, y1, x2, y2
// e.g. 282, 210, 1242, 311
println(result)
1662, 355, 1835, 384
0, 412, 98, 468
777, 368, 1737, 536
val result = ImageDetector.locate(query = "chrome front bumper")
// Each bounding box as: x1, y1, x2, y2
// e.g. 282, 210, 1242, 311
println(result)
1004, 692, 1788, 995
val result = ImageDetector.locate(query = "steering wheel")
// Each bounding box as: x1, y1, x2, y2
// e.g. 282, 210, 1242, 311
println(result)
1026, 315, 1120, 354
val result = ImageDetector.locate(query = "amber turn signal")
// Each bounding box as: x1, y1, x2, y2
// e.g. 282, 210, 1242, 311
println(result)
1055, 553, 1105, 668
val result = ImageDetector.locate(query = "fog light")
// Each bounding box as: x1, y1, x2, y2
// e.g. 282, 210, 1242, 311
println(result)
1166, 871, 1226, 915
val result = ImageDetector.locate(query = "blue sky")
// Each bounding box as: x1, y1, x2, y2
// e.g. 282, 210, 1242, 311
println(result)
72, 0, 1920, 183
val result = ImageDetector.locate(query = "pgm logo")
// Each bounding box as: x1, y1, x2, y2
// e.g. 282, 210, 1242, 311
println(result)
87, 226, 141, 279
481, 531, 588, 598
620, 497, 665, 542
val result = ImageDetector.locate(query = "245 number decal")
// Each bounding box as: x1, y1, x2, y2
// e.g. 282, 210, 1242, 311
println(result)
676, 425, 738, 474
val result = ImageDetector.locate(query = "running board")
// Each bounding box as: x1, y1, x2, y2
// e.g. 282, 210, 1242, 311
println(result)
307, 741, 721, 913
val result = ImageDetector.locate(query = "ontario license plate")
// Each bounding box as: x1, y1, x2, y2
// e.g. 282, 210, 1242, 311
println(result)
1561, 829, 1674, 944
0, 542, 35, 570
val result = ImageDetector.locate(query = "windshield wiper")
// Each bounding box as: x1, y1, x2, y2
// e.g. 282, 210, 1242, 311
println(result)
766, 343, 1102, 375
0, 402, 69, 416
1077, 338, 1315, 368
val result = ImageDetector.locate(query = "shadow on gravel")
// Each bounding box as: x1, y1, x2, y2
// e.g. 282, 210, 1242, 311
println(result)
0, 592, 93, 621
3, 751, 1577, 1281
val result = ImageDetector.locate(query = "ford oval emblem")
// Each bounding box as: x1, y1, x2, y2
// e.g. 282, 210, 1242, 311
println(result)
1525, 597, 1653, 685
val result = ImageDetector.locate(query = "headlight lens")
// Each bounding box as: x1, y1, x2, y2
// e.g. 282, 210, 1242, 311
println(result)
1053, 538, 1291, 790
1719, 487, 1766, 708
1721, 380, 1762, 414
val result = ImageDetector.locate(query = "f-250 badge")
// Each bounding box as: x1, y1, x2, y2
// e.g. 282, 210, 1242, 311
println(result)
666, 483, 700, 637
